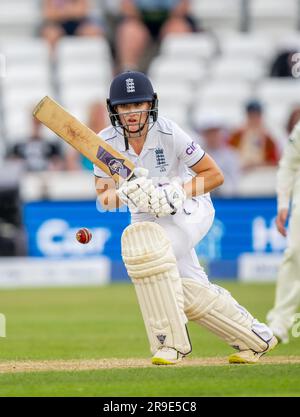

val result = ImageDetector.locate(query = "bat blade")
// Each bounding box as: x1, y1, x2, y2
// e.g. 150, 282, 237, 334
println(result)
33, 96, 135, 182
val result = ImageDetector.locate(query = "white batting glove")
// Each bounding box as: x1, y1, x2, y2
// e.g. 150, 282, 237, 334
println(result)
116, 167, 154, 213
149, 181, 186, 217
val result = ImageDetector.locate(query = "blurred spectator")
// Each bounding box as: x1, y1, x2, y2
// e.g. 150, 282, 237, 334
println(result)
228, 100, 279, 171
7, 116, 64, 172
286, 105, 300, 136
41, 0, 105, 52
115, 0, 197, 71
65, 102, 109, 170
0, 187, 26, 256
0, 157, 28, 256
195, 112, 241, 196
270, 48, 298, 78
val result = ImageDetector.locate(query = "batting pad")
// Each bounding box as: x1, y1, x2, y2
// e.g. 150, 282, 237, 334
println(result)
121, 222, 191, 355
182, 278, 269, 353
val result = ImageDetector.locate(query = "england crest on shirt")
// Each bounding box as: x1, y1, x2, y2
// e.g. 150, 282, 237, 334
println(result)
154, 147, 169, 172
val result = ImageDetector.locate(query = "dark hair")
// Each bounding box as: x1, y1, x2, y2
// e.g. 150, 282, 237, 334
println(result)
245, 99, 263, 113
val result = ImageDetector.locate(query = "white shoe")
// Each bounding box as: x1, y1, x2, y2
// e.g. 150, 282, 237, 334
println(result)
152, 347, 183, 365
228, 336, 278, 364
270, 326, 289, 344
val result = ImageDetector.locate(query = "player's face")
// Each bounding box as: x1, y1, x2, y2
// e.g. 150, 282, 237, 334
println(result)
116, 102, 151, 137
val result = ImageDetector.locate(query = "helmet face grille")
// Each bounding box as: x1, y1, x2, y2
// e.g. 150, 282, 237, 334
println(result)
107, 103, 158, 138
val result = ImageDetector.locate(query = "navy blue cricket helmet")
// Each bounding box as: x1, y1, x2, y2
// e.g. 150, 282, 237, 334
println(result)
106, 71, 158, 129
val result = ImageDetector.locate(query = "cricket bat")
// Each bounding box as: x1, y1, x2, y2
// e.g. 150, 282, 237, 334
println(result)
32, 96, 135, 182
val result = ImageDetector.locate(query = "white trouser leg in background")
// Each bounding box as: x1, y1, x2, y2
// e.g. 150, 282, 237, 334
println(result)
267, 203, 300, 336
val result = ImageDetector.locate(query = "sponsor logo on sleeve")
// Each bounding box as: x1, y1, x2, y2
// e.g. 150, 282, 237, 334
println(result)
186, 141, 199, 155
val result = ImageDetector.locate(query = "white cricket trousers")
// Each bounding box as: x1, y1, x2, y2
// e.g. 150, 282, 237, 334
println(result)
155, 196, 214, 283
267, 199, 300, 331
136, 196, 273, 342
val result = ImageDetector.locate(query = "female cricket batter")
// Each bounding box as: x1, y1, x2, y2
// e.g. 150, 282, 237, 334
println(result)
95, 71, 277, 365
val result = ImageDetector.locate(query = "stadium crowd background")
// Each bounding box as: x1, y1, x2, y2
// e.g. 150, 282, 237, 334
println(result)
1, 0, 300, 260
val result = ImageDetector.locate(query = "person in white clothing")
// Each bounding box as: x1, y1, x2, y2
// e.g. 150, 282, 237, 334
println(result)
266, 121, 300, 344
95, 71, 277, 365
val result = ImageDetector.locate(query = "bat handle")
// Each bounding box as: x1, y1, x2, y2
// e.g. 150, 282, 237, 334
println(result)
127, 172, 137, 181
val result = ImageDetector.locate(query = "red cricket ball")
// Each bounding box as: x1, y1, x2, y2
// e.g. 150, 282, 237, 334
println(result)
76, 228, 92, 244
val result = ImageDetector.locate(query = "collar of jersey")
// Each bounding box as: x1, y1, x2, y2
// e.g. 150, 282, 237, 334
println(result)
115, 124, 158, 153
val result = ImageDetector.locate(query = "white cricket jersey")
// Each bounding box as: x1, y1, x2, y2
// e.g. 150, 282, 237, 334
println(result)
94, 116, 212, 221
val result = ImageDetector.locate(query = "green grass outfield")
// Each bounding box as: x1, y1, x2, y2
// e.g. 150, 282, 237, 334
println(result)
0, 281, 299, 397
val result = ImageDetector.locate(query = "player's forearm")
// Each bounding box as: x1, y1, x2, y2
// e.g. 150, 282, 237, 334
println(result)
183, 170, 224, 198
